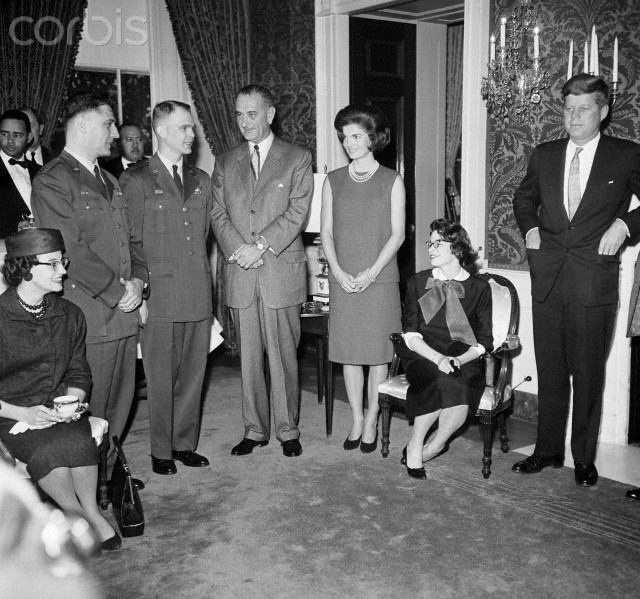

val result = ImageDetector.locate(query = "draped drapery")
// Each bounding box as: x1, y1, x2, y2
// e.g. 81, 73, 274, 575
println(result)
445, 24, 464, 213
165, 0, 252, 351
0, 0, 87, 146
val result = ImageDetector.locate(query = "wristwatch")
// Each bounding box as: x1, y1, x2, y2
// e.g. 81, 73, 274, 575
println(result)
255, 240, 265, 251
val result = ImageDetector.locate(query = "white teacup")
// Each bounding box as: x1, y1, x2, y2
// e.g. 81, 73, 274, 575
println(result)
53, 395, 80, 418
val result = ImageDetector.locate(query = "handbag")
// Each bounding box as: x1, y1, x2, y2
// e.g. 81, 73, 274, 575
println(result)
110, 435, 144, 537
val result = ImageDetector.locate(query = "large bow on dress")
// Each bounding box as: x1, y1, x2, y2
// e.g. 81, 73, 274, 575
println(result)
418, 278, 478, 346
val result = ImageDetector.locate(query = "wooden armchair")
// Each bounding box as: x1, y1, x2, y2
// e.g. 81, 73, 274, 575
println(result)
0, 417, 111, 508
378, 272, 521, 478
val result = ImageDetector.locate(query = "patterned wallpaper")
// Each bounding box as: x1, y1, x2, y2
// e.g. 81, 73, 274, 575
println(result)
250, 0, 317, 167
488, 0, 640, 268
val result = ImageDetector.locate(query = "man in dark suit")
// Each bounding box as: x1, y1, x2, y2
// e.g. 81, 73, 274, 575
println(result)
31, 93, 148, 470
512, 74, 640, 487
121, 101, 211, 475
0, 109, 41, 238
19, 107, 54, 166
211, 84, 313, 458
102, 123, 146, 180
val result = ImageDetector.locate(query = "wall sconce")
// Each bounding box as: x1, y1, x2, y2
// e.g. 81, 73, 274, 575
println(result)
481, 0, 550, 124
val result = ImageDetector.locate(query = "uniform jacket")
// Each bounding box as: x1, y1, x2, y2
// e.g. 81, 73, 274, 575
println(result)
120, 153, 213, 322
210, 136, 313, 309
30, 150, 148, 343
513, 135, 640, 306
0, 157, 40, 238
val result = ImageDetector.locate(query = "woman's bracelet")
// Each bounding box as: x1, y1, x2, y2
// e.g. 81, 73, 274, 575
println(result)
366, 268, 376, 283
430, 352, 440, 363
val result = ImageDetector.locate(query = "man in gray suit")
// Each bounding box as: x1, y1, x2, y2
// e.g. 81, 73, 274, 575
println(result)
211, 84, 313, 458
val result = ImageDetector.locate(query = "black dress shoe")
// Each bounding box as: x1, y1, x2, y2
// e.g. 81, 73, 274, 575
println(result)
101, 532, 122, 551
360, 432, 378, 454
282, 439, 302, 457
231, 438, 269, 456
401, 442, 450, 465
151, 456, 177, 475
172, 450, 210, 467
626, 488, 640, 500
406, 465, 427, 480
512, 454, 564, 474
343, 436, 361, 450
574, 462, 598, 487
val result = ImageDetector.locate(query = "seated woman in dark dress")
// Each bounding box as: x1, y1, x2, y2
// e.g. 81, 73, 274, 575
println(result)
0, 228, 120, 550
401, 219, 493, 479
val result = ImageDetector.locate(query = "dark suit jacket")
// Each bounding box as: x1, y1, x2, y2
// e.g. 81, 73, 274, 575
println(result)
31, 150, 148, 343
0, 157, 41, 238
120, 154, 213, 322
102, 156, 126, 180
513, 135, 640, 306
211, 136, 313, 309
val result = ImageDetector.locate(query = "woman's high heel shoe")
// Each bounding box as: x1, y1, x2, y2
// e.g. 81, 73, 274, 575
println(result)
401, 442, 450, 465
101, 531, 122, 551
343, 436, 361, 450
360, 431, 378, 453
406, 465, 427, 479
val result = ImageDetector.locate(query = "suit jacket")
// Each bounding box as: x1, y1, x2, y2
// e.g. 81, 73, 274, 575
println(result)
513, 135, 640, 306
31, 150, 148, 343
120, 154, 213, 322
102, 156, 126, 180
211, 136, 313, 309
0, 157, 41, 238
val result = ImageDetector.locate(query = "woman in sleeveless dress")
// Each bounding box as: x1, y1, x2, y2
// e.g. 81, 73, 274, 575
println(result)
321, 104, 405, 453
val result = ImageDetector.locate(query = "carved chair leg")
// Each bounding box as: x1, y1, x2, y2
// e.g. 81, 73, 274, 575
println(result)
479, 419, 494, 479
498, 411, 509, 453
97, 437, 110, 510
379, 394, 390, 458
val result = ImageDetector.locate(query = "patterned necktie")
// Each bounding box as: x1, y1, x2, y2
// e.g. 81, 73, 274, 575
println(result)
93, 165, 109, 198
567, 146, 583, 219
251, 144, 260, 180
172, 164, 183, 196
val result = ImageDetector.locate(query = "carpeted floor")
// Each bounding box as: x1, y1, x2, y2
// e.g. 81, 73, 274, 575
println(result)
91, 350, 640, 599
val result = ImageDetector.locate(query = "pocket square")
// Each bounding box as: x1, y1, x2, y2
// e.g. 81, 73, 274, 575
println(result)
608, 180, 614, 184
277, 183, 285, 188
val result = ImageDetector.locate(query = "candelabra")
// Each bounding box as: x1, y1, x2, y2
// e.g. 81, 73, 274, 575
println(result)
481, 0, 550, 125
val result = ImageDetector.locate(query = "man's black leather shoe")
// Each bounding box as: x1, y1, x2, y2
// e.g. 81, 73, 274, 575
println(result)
574, 462, 598, 487
282, 439, 302, 457
151, 456, 177, 475
172, 450, 209, 467
512, 454, 564, 474
231, 438, 269, 456
625, 488, 640, 500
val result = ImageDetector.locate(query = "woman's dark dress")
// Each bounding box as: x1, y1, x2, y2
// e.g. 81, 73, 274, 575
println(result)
402, 269, 493, 419
0, 289, 96, 481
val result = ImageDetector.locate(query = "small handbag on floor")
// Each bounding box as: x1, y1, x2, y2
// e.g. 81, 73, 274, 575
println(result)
110, 435, 144, 537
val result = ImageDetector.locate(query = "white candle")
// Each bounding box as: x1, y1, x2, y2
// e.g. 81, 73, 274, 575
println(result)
612, 36, 618, 82
490, 34, 496, 61
567, 39, 574, 80
591, 27, 599, 75
583, 40, 589, 73
533, 26, 539, 59
500, 17, 506, 49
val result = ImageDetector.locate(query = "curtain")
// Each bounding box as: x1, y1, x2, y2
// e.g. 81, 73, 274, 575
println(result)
0, 0, 87, 146
165, 0, 251, 351
445, 24, 464, 211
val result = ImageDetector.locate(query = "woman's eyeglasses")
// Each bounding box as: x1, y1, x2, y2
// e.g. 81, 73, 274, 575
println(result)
34, 258, 70, 270
425, 240, 448, 249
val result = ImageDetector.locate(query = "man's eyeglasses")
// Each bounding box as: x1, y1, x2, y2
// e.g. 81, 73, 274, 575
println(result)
34, 258, 70, 270
425, 240, 449, 250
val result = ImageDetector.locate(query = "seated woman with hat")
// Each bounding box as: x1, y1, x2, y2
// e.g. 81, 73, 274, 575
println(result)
0, 227, 121, 551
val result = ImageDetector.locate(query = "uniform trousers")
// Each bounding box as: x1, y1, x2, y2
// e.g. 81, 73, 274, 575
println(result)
532, 266, 616, 464
85, 336, 137, 462
232, 297, 301, 443
140, 319, 210, 459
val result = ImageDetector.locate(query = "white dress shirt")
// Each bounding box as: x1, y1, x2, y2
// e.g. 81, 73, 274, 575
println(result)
1, 150, 32, 210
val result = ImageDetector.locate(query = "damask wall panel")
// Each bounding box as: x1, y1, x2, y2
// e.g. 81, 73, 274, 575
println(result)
250, 0, 316, 165
488, 0, 640, 268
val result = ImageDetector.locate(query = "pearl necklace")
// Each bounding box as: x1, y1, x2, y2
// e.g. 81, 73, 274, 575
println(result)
349, 160, 379, 183
17, 293, 48, 319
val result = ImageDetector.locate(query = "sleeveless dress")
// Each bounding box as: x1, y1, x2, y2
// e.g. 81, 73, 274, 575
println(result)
327, 165, 402, 365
